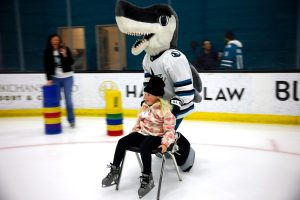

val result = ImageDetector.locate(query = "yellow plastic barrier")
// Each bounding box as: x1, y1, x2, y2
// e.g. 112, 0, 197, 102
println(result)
100, 81, 123, 136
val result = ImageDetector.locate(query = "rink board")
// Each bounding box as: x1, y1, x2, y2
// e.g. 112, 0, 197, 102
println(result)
0, 73, 299, 124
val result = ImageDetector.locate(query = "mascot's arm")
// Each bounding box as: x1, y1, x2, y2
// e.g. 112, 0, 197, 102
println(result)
167, 55, 195, 105
167, 54, 194, 115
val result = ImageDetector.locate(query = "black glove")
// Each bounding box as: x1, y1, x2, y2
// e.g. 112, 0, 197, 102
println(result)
170, 98, 182, 115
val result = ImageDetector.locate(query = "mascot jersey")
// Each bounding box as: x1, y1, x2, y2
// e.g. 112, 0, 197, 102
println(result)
143, 49, 194, 119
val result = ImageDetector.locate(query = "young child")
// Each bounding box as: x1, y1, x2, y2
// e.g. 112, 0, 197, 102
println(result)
102, 76, 176, 198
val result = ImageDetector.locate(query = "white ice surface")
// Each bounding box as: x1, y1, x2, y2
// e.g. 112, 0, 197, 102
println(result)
0, 117, 300, 200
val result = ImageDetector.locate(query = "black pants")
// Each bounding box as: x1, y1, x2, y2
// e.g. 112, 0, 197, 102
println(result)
112, 132, 161, 175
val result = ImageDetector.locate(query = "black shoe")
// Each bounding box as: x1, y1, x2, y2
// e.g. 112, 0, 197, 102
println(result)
70, 122, 75, 128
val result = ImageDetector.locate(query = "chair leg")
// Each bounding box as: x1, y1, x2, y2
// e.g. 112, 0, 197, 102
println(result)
156, 155, 166, 200
135, 152, 143, 172
116, 152, 126, 191
169, 153, 182, 181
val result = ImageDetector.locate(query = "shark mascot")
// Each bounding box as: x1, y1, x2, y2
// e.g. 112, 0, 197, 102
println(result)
115, 0, 201, 173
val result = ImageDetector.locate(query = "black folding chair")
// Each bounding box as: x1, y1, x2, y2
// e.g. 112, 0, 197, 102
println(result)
116, 132, 183, 200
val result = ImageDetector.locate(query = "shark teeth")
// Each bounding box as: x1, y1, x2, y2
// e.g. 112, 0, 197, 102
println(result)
125, 32, 154, 42
131, 39, 149, 55
126, 32, 154, 56
133, 39, 146, 48
127, 32, 152, 36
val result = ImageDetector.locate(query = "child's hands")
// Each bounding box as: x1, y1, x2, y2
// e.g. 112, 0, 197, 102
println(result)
158, 144, 167, 153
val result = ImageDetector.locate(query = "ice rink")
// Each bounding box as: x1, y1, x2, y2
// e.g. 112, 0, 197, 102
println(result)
0, 117, 300, 200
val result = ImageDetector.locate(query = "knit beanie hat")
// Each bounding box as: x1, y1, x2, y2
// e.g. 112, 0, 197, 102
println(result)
144, 76, 165, 97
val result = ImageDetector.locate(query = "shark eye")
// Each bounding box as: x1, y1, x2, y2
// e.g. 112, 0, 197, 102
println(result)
159, 15, 169, 26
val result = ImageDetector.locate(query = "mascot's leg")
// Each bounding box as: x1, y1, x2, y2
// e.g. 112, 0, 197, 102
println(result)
157, 118, 195, 172
175, 132, 195, 172
175, 118, 195, 172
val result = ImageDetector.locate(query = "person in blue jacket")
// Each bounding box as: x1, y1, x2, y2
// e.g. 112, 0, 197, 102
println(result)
220, 31, 244, 70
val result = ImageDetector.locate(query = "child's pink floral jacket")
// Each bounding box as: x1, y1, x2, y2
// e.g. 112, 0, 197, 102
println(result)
132, 101, 176, 147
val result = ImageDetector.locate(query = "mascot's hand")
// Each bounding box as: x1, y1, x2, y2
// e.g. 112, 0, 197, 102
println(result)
170, 98, 183, 115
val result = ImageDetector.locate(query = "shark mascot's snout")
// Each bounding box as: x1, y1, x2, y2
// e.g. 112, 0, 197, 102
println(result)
115, 0, 178, 56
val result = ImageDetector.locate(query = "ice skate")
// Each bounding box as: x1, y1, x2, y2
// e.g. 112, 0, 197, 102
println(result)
138, 173, 155, 199
102, 163, 120, 187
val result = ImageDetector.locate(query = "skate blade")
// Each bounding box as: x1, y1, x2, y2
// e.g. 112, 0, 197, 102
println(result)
102, 181, 117, 188
138, 185, 155, 199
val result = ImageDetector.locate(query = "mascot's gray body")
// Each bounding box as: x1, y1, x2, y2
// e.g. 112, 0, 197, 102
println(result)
115, 0, 198, 171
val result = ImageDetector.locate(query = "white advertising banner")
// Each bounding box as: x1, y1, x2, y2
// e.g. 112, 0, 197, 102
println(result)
0, 73, 299, 116
198, 73, 300, 116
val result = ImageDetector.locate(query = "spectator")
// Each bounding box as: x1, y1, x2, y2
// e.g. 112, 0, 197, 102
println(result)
220, 31, 244, 70
43, 33, 76, 128
71, 49, 84, 70
194, 39, 219, 71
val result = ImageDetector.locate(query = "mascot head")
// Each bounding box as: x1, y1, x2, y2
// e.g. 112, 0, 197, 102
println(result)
115, 0, 178, 56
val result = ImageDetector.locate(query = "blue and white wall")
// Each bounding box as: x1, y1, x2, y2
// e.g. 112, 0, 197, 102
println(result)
0, 73, 299, 124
